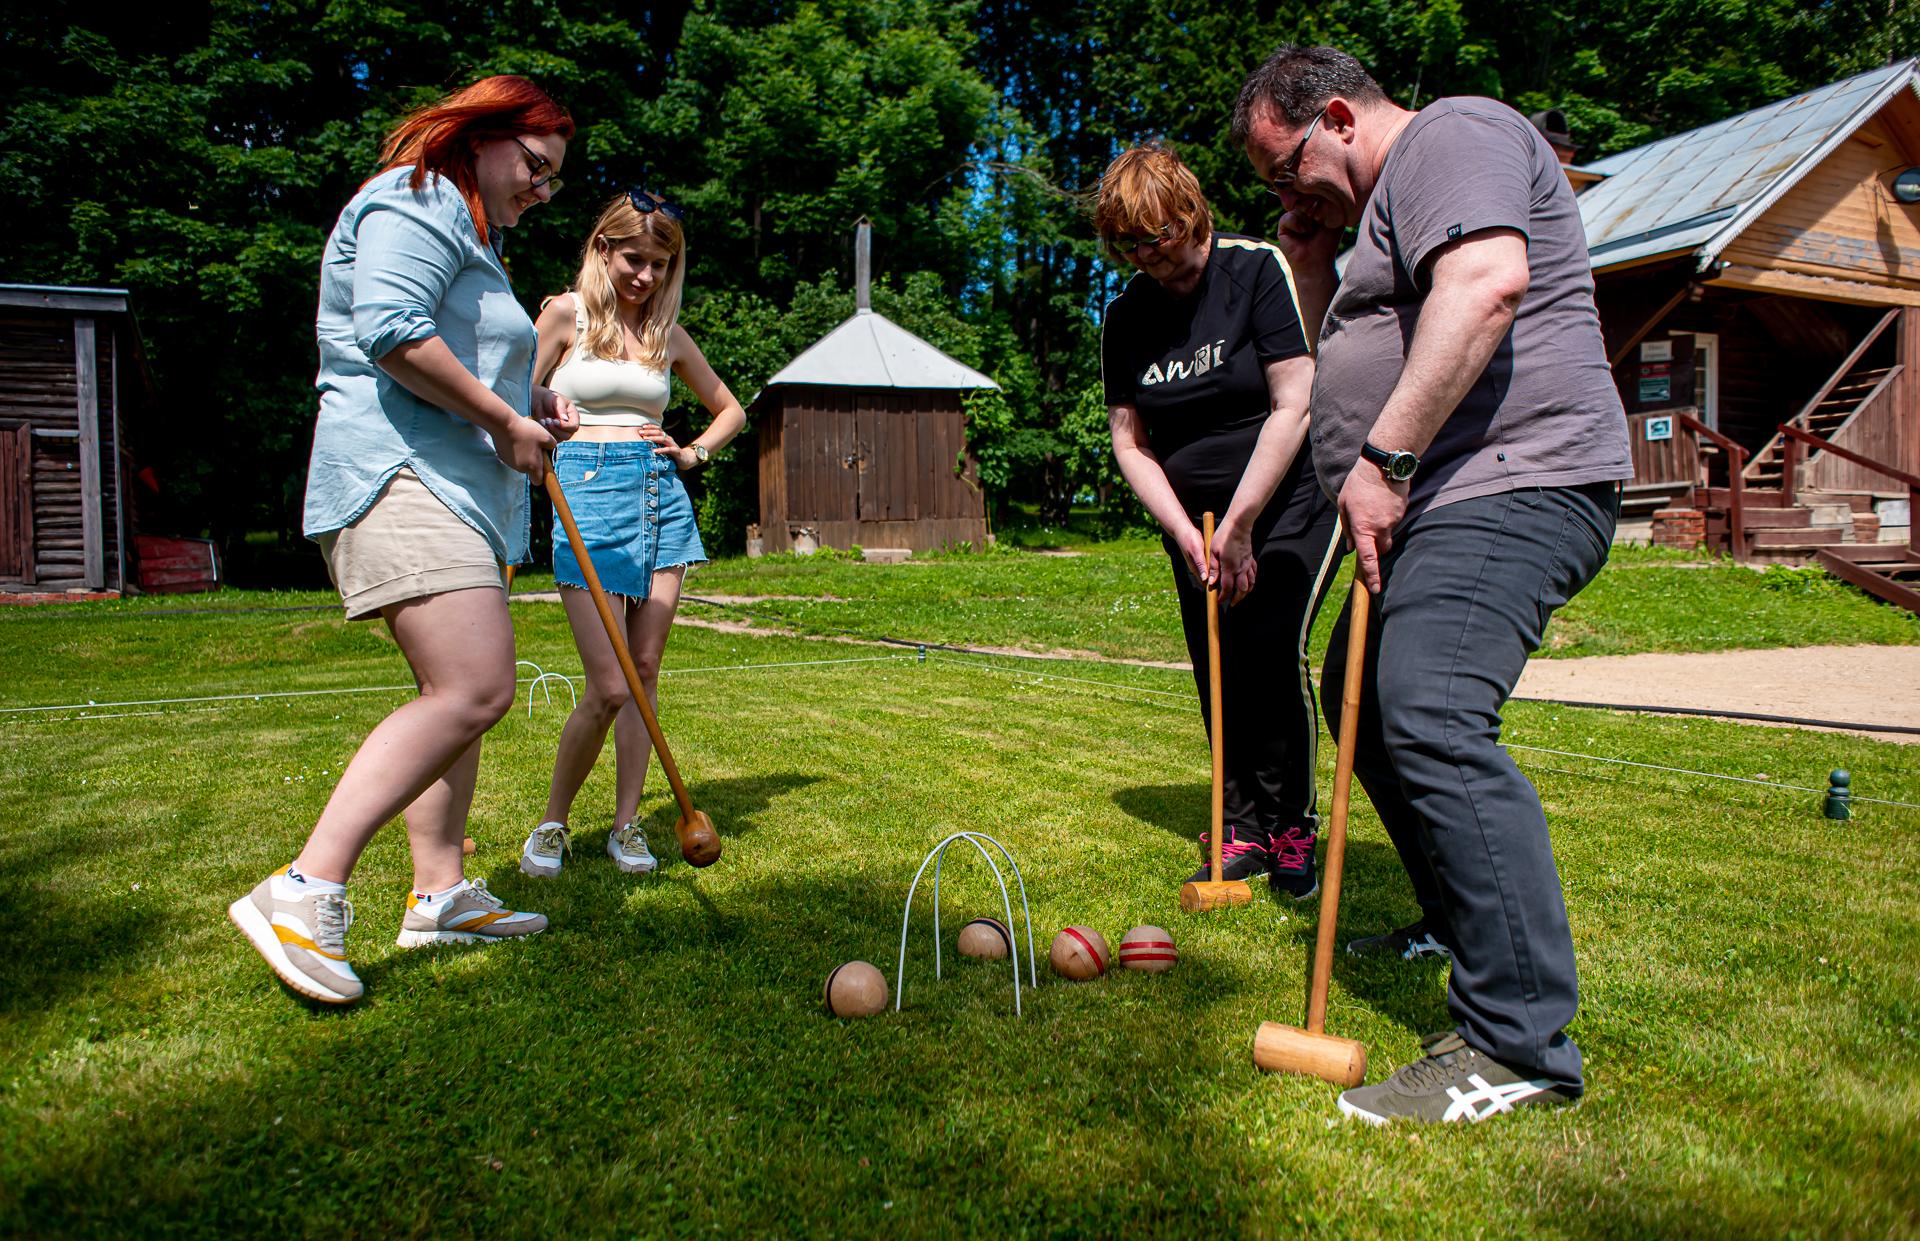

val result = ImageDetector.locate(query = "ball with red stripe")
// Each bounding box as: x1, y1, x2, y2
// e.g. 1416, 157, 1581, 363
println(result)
1049, 926, 1110, 980
1118, 925, 1178, 973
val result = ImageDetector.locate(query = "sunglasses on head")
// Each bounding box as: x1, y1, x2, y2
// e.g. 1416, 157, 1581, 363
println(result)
627, 187, 687, 222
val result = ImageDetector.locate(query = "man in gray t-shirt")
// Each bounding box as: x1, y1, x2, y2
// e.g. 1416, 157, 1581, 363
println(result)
1231, 46, 1630, 1125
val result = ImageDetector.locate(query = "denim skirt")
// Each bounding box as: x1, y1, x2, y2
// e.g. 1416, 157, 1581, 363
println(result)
550, 440, 707, 599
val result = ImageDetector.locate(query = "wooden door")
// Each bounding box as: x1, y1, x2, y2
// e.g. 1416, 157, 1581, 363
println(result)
854, 394, 918, 523
0, 424, 33, 583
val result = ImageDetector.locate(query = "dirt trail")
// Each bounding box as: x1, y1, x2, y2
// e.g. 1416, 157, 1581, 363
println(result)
512, 591, 1916, 741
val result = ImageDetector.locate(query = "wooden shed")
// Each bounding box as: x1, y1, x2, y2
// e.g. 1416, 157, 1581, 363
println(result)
1564, 60, 1920, 610
0, 284, 142, 595
752, 225, 997, 554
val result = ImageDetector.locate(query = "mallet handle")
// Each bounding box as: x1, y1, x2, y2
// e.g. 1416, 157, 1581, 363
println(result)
1204, 512, 1224, 886
543, 469, 699, 824
1306, 576, 1371, 1035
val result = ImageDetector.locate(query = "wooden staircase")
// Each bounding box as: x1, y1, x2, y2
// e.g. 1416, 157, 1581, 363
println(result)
1743, 308, 1901, 492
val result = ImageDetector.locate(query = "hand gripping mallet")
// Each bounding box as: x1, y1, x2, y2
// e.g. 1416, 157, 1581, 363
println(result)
542, 468, 722, 868
1178, 511, 1253, 914
1251, 576, 1371, 1085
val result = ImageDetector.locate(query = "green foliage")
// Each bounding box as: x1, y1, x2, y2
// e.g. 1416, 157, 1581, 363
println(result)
1, 1, 1910, 574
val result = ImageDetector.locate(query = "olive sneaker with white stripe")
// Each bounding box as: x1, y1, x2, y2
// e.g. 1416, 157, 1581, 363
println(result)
1338, 1031, 1578, 1124
520, 821, 572, 878
1346, 919, 1453, 960
607, 822, 658, 874
395, 878, 548, 947
228, 866, 363, 1005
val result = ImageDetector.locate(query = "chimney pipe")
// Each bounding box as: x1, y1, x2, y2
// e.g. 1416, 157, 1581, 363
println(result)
855, 218, 871, 313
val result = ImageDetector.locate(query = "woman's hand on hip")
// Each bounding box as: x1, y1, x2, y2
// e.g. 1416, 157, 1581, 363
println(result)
1212, 518, 1257, 606
638, 424, 696, 470
496, 416, 555, 481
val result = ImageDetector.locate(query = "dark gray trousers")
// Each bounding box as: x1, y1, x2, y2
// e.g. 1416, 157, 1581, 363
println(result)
1322, 482, 1617, 1089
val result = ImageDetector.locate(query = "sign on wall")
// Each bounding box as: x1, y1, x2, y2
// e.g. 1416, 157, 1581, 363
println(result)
1645, 416, 1674, 442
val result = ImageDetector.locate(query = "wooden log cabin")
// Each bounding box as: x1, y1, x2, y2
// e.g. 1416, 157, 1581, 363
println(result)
1566, 60, 1920, 611
0, 284, 140, 596
752, 224, 997, 555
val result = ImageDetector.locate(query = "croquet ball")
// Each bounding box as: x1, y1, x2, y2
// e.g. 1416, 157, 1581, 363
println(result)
461, 836, 476, 856
824, 960, 888, 1018
1049, 926, 1110, 980
957, 917, 1012, 959
1118, 925, 1178, 973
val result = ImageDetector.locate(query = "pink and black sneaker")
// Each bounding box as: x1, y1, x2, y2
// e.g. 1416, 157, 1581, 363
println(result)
1186, 826, 1272, 885
1268, 823, 1320, 901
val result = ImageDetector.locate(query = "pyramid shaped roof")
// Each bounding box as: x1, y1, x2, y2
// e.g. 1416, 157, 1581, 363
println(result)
762, 309, 998, 392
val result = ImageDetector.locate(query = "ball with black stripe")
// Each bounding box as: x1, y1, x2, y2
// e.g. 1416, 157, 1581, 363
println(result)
824, 960, 888, 1017
957, 916, 1012, 960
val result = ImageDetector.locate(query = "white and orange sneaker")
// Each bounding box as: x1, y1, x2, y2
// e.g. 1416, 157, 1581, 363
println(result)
228, 866, 364, 1005
394, 878, 548, 947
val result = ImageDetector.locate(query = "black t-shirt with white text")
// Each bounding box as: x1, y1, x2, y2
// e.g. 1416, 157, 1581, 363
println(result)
1101, 234, 1325, 545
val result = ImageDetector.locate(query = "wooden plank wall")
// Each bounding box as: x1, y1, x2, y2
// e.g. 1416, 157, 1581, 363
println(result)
1719, 101, 1920, 301
0, 310, 121, 590
1809, 306, 1919, 491
1624, 410, 1702, 487
758, 386, 987, 552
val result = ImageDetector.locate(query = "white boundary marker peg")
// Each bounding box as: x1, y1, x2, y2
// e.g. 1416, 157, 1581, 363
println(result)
895, 832, 1037, 1016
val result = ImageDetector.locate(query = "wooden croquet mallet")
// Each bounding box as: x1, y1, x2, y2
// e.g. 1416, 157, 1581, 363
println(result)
1252, 576, 1371, 1085
1179, 512, 1252, 914
542, 468, 722, 868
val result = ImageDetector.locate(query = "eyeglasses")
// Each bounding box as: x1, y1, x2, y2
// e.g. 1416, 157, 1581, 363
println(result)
1110, 223, 1174, 254
513, 137, 563, 193
627, 188, 688, 223
1264, 106, 1328, 196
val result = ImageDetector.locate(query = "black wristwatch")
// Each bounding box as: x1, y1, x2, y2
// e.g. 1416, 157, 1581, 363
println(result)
1360, 441, 1419, 483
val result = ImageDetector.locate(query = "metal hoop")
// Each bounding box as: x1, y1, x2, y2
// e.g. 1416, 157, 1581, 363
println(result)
896, 832, 1037, 1016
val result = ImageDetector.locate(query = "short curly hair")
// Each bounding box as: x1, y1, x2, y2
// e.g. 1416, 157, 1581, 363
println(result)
1091, 143, 1212, 262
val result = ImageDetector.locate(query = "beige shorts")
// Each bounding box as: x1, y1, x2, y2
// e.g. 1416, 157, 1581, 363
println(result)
317, 468, 504, 621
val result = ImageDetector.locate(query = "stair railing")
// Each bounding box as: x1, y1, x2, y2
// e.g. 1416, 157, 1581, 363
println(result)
1672, 410, 1749, 562
1775, 423, 1920, 556
1747, 307, 1901, 482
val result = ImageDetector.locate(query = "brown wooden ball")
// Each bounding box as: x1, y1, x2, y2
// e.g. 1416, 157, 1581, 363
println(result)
1118, 925, 1178, 973
1049, 926, 1110, 980
461, 836, 477, 856
957, 917, 1012, 959
823, 960, 889, 1018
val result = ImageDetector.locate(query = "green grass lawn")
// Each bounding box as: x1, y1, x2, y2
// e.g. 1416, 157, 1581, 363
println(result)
1, 594, 1916, 1237
667, 541, 1920, 665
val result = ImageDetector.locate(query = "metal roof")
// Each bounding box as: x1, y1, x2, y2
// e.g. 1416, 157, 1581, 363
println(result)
761, 308, 999, 392
0, 283, 131, 312
1578, 60, 1920, 272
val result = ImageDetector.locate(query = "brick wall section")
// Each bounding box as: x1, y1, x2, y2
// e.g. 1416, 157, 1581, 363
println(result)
1652, 507, 1706, 550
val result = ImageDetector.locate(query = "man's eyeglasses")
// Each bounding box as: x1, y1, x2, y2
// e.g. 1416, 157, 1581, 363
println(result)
1264, 106, 1328, 197
628, 188, 688, 223
1110, 223, 1174, 254
513, 137, 563, 193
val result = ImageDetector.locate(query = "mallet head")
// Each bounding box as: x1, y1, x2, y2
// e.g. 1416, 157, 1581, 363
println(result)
1178, 879, 1252, 913
1252, 1020, 1367, 1086
676, 809, 722, 868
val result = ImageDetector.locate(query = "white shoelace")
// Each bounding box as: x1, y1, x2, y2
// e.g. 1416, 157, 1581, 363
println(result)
312, 894, 355, 953
613, 823, 652, 857
463, 877, 505, 910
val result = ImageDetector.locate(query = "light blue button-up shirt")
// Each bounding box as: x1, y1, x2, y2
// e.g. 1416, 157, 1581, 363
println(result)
304, 166, 535, 563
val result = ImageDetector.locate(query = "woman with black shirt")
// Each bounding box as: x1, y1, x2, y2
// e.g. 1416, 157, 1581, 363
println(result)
1096, 143, 1340, 899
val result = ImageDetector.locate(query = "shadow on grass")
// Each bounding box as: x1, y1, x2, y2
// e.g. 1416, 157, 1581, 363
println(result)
3, 875, 1323, 1236
0, 865, 152, 1017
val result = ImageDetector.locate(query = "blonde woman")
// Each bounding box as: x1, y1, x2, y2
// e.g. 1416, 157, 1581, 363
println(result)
520, 189, 746, 877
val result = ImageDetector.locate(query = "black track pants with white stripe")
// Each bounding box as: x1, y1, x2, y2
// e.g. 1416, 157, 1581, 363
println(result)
1167, 503, 1341, 842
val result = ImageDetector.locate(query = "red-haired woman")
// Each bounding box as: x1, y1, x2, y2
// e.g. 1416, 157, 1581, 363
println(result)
1095, 144, 1340, 899
230, 75, 579, 1006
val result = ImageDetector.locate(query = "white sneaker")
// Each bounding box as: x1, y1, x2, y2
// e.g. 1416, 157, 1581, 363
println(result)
228, 866, 364, 1004
607, 822, 658, 874
395, 878, 548, 947
520, 821, 571, 878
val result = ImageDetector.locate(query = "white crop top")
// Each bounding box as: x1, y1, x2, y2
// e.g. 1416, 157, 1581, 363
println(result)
547, 297, 670, 427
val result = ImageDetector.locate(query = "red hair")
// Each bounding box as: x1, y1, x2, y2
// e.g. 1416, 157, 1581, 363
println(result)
378, 75, 574, 242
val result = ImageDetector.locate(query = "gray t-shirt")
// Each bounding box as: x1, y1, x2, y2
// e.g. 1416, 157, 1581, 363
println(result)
1310, 98, 1631, 513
